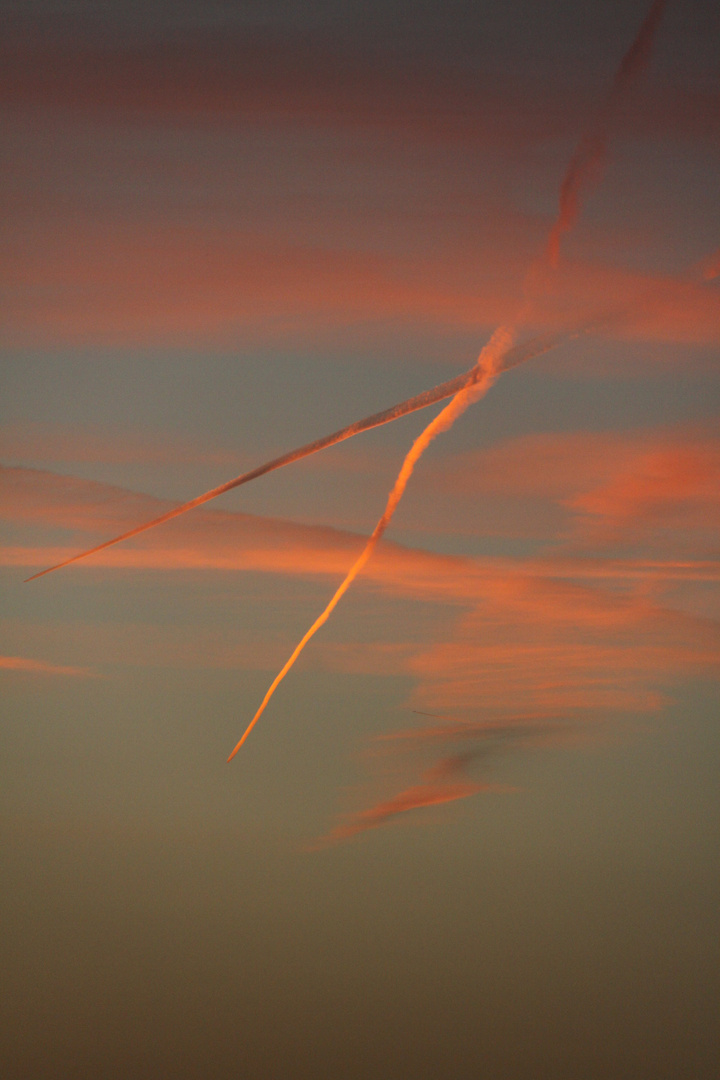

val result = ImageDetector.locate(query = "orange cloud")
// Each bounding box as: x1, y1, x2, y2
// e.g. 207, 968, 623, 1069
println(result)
1, 465, 169, 534
409, 594, 719, 715
5, 452, 719, 583
0, 464, 489, 599
525, 261, 720, 347
420, 426, 720, 552
4, 459, 719, 596
1, 220, 517, 350
320, 776, 489, 845
567, 438, 720, 548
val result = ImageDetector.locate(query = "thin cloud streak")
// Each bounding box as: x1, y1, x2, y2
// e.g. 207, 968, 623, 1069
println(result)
419, 426, 720, 548
6, 449, 719, 587
7, 546, 720, 589
5, 464, 717, 756
5, 227, 718, 350
567, 440, 720, 548
319, 775, 493, 845
4, 20, 714, 146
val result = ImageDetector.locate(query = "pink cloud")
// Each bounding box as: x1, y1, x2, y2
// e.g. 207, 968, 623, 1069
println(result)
3, 214, 718, 350
4, 463, 717, 725
319, 777, 491, 845
0, 654, 97, 678
2, 30, 716, 147
318, 717, 557, 844
421, 426, 720, 552
567, 438, 720, 548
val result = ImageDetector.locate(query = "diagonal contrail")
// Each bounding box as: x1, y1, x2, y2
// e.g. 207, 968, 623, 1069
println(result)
23, 326, 575, 583
226, 0, 673, 753
546, 0, 668, 267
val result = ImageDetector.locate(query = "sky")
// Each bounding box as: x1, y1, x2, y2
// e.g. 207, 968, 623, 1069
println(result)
1, 1, 719, 1077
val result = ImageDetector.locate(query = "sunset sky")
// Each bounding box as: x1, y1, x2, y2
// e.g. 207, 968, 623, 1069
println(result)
2, 1, 719, 1077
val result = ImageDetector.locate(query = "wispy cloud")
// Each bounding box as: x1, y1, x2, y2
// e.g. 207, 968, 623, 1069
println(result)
0, 654, 98, 678
4, 219, 718, 350
5, 464, 717, 724
547, 0, 668, 266
566, 436, 720, 550
318, 716, 560, 845
419, 426, 720, 551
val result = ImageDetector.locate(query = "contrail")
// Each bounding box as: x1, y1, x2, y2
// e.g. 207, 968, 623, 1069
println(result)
228, 0, 674, 755
23, 326, 574, 583
226, 328, 512, 760
546, 0, 667, 267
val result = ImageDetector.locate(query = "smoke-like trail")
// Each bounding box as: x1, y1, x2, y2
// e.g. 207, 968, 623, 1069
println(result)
226, 327, 512, 760
546, 0, 667, 267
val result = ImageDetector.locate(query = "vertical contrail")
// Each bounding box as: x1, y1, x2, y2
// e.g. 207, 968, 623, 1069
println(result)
226, 328, 512, 760
546, 0, 667, 267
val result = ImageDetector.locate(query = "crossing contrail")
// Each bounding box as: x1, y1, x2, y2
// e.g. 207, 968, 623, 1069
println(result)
226, 328, 512, 760
23, 326, 575, 583
228, 0, 673, 754
25, 2, 671, 589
